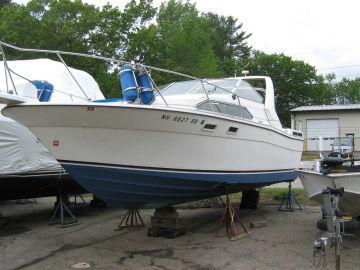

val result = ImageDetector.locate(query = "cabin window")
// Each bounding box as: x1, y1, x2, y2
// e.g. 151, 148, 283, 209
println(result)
197, 101, 253, 120
216, 103, 253, 119
203, 124, 217, 131
197, 102, 220, 112
228, 126, 238, 133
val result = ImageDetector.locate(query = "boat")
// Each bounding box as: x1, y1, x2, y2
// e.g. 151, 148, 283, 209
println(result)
299, 156, 360, 217
0, 56, 104, 201
0, 42, 304, 209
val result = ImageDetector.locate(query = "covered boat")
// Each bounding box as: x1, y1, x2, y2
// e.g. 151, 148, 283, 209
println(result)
0, 57, 104, 200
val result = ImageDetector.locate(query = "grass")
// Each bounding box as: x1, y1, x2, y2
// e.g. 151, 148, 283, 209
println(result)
260, 188, 319, 206
301, 153, 320, 160
179, 188, 319, 209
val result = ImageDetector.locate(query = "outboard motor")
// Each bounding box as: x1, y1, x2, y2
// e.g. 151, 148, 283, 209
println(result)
320, 157, 344, 174
32, 80, 54, 102
137, 68, 154, 104
119, 65, 138, 102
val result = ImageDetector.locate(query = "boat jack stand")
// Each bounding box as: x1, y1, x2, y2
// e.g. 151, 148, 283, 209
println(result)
50, 177, 80, 227
50, 193, 80, 227
278, 181, 302, 212
215, 187, 249, 240
117, 209, 144, 230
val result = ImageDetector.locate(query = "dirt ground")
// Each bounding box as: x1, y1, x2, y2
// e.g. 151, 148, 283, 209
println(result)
1, 198, 360, 270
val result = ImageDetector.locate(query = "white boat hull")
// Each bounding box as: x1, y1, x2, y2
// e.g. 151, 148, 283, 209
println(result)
4, 103, 303, 208
299, 170, 360, 217
4, 104, 302, 171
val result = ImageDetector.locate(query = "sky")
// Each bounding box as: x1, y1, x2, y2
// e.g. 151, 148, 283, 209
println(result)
13, 0, 360, 80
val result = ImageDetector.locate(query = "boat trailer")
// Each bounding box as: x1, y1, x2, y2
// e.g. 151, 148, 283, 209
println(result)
313, 187, 352, 269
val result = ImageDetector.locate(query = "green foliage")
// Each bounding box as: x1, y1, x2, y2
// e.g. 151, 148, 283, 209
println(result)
0, 0, 12, 9
245, 51, 333, 126
2, 0, 358, 118
333, 78, 360, 104
259, 188, 318, 205
126, 0, 220, 85
0, 0, 156, 98
203, 12, 251, 76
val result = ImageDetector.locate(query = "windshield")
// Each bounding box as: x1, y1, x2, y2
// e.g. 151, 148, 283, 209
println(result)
160, 80, 199, 96
233, 80, 264, 103
192, 79, 238, 95
159, 78, 264, 103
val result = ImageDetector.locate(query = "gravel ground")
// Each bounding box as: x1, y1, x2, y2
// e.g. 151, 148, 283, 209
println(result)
1, 197, 360, 270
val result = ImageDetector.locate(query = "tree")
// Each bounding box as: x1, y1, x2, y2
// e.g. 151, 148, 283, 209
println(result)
203, 12, 251, 76
0, 0, 12, 9
334, 78, 360, 104
126, 0, 220, 84
0, 0, 156, 98
246, 51, 333, 126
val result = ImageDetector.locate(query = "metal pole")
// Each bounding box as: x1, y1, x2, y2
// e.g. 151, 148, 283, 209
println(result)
236, 96, 244, 118
56, 53, 90, 101
141, 66, 168, 106
0, 44, 18, 95
0, 44, 9, 92
200, 80, 215, 112
335, 222, 341, 270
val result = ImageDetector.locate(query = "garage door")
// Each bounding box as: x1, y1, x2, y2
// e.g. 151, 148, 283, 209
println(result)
306, 119, 339, 151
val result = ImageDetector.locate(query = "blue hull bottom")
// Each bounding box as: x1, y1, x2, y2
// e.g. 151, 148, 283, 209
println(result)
60, 161, 298, 209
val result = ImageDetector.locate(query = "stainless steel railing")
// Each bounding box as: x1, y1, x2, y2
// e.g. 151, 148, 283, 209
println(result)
0, 41, 244, 114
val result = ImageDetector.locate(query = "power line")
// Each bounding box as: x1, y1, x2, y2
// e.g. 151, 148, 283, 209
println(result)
334, 74, 360, 79
291, 47, 358, 57
318, 64, 360, 71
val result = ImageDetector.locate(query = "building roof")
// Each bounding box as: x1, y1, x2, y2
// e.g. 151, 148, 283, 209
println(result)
291, 104, 360, 112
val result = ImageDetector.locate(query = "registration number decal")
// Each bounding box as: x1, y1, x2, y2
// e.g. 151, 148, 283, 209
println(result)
161, 114, 205, 125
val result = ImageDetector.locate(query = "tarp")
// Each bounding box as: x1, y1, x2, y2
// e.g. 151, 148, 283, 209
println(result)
0, 59, 105, 175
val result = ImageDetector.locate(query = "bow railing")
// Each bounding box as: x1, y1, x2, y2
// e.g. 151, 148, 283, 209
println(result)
0, 41, 244, 115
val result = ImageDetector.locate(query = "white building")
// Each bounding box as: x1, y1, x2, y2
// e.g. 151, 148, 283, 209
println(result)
291, 104, 360, 152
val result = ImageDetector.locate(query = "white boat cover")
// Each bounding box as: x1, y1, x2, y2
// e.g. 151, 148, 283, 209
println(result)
0, 59, 105, 175
0, 58, 105, 102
